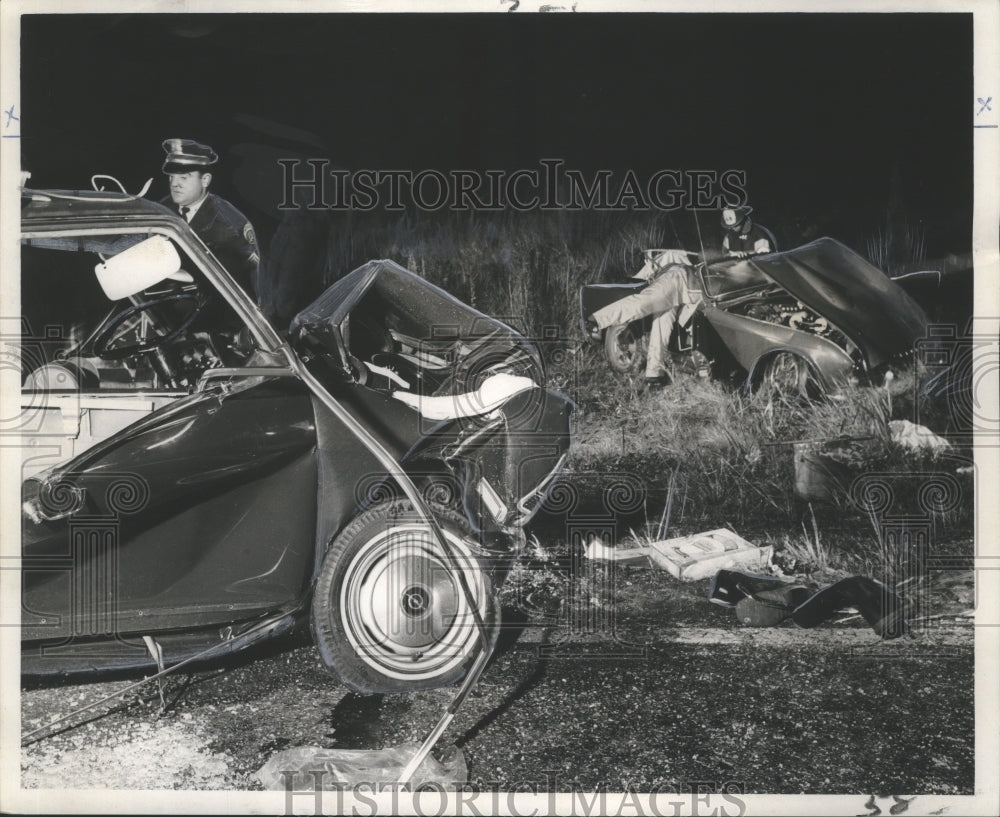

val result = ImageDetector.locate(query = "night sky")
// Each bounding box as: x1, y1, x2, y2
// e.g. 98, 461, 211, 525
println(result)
19, 12, 973, 255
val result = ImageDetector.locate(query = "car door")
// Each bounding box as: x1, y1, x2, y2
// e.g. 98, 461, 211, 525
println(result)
19, 222, 320, 646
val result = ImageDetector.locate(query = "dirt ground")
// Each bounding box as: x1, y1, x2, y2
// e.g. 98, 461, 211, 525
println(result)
20, 562, 975, 796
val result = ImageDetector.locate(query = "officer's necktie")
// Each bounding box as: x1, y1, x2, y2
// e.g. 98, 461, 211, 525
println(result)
180, 206, 190, 221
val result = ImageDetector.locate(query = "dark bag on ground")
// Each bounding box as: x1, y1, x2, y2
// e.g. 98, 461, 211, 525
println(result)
709, 570, 908, 638
791, 576, 908, 639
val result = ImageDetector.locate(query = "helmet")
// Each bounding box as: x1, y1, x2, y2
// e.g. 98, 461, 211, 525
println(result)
721, 205, 753, 232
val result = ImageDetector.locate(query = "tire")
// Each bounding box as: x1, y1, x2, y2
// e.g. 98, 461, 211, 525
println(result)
604, 323, 646, 374
758, 352, 820, 400
311, 501, 499, 694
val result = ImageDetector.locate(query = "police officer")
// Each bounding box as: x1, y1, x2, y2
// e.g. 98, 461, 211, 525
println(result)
721, 205, 777, 257
160, 138, 261, 301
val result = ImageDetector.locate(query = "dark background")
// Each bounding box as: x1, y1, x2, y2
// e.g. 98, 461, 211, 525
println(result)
19, 11, 974, 326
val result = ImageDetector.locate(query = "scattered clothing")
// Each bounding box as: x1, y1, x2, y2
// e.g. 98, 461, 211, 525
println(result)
793, 576, 908, 639
709, 569, 815, 610
709, 569, 909, 639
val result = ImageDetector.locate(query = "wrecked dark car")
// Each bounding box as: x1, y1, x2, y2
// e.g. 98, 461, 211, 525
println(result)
18, 186, 573, 693
580, 239, 930, 396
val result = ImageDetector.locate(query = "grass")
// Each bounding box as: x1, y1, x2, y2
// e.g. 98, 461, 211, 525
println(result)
556, 358, 974, 582
500, 366, 972, 626
292, 194, 956, 344
312, 207, 669, 337
865, 220, 927, 277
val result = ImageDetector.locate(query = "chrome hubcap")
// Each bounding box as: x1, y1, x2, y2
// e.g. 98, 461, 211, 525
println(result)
339, 524, 485, 681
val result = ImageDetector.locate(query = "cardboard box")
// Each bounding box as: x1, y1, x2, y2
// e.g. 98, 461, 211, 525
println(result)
646, 529, 770, 581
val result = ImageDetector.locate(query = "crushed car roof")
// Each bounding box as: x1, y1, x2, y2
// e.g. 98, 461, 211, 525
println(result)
292, 259, 528, 343
21, 189, 178, 225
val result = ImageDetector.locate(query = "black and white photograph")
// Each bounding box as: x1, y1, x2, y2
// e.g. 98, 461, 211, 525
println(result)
1, 1, 997, 814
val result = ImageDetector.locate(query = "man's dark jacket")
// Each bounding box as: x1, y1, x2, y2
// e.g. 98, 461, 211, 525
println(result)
723, 220, 778, 255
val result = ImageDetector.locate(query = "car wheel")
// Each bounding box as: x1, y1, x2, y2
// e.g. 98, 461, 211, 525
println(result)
759, 352, 819, 400
311, 501, 498, 694
604, 323, 646, 374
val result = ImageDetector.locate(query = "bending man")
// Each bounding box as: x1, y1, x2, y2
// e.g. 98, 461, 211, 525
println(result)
588, 249, 702, 387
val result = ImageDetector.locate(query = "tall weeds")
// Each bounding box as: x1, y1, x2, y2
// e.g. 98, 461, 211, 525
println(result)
315, 208, 690, 338
864, 168, 928, 276
565, 368, 973, 546
865, 221, 927, 276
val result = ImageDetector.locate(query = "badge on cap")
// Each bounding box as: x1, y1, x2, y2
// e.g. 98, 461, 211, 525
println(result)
162, 138, 219, 174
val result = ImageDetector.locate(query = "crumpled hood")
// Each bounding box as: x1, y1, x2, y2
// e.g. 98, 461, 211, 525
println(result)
741, 238, 929, 368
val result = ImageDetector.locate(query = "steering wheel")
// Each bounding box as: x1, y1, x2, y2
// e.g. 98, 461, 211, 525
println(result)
92, 291, 204, 359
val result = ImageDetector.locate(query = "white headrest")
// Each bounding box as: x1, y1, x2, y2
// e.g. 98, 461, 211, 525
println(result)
95, 235, 192, 300
392, 373, 536, 420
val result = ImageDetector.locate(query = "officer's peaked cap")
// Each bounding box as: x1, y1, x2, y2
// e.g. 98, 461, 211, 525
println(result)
162, 138, 218, 174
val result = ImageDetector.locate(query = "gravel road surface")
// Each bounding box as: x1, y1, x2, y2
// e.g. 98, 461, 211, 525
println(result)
20, 565, 974, 796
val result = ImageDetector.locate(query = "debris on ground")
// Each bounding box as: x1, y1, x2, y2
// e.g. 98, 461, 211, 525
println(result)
583, 540, 650, 565
794, 576, 909, 639
255, 743, 468, 791
709, 569, 909, 639
648, 529, 771, 580
888, 419, 951, 452
792, 441, 855, 501
709, 569, 816, 627
586, 530, 770, 580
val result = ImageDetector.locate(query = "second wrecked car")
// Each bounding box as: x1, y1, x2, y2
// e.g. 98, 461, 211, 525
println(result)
580, 238, 930, 396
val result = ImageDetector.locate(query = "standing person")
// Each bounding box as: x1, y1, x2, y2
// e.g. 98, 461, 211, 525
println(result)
160, 138, 261, 301
721, 205, 777, 257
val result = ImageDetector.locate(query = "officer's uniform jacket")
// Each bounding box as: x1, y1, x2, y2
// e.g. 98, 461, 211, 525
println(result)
163, 193, 260, 301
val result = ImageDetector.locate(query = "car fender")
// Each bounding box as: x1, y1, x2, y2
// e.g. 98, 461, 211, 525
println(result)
702, 304, 855, 392
359, 386, 574, 537
446, 387, 573, 532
